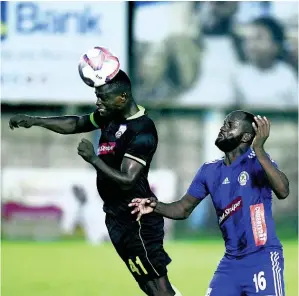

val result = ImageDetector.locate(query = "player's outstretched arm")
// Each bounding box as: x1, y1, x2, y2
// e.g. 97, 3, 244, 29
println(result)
252, 115, 289, 199
129, 194, 201, 221
9, 114, 97, 134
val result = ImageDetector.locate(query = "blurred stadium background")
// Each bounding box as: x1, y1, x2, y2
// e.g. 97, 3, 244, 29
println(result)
1, 1, 298, 296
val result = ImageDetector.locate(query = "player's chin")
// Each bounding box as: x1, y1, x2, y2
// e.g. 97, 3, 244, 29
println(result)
215, 137, 223, 146
215, 139, 230, 152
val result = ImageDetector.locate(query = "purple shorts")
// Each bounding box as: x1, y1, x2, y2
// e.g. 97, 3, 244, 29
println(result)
205, 248, 285, 296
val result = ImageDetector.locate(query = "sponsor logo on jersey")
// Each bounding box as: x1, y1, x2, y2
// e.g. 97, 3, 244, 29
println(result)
222, 177, 230, 184
250, 203, 267, 246
97, 142, 116, 155
219, 197, 242, 225
238, 171, 249, 186
115, 124, 127, 139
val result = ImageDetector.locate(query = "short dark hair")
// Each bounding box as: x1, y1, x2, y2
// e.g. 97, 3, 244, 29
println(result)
242, 111, 255, 129
252, 16, 285, 47
96, 69, 132, 95
241, 111, 256, 144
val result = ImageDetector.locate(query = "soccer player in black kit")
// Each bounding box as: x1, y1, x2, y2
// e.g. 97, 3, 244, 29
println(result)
9, 70, 182, 296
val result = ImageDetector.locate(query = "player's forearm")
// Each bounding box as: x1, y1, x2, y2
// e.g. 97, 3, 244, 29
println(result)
154, 201, 189, 220
255, 148, 289, 199
90, 157, 134, 189
33, 116, 81, 134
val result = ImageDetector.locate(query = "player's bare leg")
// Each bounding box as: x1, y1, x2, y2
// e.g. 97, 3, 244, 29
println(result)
138, 275, 182, 296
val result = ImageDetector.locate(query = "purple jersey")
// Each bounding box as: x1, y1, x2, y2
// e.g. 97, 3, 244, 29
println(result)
188, 148, 282, 257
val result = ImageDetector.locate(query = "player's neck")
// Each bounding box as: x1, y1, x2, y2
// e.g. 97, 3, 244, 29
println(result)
122, 101, 139, 119
224, 146, 250, 166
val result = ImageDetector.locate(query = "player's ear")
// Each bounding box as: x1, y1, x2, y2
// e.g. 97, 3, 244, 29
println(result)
120, 92, 127, 103
115, 93, 127, 104
242, 133, 253, 143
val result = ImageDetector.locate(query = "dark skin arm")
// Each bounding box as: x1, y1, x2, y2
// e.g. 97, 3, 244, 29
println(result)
91, 157, 144, 190
9, 114, 97, 134
252, 115, 289, 199
77, 139, 144, 190
129, 193, 201, 221
10, 114, 144, 188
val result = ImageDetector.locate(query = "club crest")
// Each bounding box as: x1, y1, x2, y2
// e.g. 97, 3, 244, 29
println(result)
115, 124, 127, 139
238, 171, 249, 186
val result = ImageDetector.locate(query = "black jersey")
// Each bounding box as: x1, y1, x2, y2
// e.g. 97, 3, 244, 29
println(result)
89, 106, 158, 220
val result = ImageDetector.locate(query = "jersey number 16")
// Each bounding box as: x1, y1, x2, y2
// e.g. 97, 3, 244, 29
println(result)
253, 271, 267, 292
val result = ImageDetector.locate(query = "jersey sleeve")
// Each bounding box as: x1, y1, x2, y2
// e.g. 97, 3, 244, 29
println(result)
187, 165, 209, 200
124, 132, 157, 166
89, 110, 107, 129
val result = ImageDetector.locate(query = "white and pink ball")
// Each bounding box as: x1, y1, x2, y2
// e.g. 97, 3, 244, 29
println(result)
78, 46, 120, 88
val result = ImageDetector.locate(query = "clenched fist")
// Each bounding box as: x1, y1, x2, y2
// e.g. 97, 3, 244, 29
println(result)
77, 138, 97, 164
9, 114, 35, 130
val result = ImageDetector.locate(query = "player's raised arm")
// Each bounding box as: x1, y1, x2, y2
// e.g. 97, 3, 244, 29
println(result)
9, 111, 103, 134
252, 115, 289, 199
129, 164, 209, 220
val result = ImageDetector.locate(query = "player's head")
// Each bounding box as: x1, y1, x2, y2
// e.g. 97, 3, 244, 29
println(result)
94, 69, 132, 117
215, 110, 256, 152
244, 16, 285, 67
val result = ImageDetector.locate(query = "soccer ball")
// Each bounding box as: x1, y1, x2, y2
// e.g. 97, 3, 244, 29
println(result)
78, 46, 120, 88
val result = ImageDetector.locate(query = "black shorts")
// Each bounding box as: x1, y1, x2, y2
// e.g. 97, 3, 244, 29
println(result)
105, 213, 172, 283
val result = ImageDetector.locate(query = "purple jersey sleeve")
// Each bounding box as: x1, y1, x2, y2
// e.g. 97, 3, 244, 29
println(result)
187, 165, 209, 200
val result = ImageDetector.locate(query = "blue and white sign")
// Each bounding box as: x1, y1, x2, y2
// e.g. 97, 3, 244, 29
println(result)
1, 1, 128, 103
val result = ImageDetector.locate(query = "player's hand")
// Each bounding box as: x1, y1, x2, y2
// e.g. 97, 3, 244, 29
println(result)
128, 197, 157, 221
77, 138, 97, 163
252, 115, 270, 151
9, 114, 35, 130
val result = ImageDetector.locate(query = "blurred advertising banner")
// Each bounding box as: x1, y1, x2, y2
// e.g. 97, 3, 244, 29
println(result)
1, 168, 177, 241
132, 1, 298, 108
1, 1, 128, 103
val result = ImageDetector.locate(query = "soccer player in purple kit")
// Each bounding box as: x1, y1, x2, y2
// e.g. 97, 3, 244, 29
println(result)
129, 110, 289, 296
